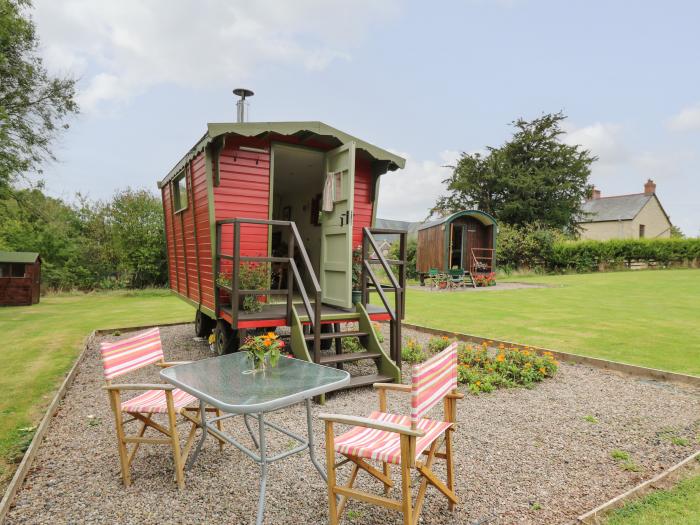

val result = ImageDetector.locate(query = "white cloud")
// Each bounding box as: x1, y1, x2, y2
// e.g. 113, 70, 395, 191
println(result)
376, 150, 459, 221
667, 103, 700, 132
562, 122, 627, 163
33, 0, 398, 113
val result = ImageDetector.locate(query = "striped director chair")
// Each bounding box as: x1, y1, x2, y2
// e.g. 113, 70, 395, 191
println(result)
100, 327, 223, 489
320, 342, 464, 525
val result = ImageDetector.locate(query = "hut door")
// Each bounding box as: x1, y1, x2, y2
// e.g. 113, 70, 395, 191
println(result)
320, 142, 356, 308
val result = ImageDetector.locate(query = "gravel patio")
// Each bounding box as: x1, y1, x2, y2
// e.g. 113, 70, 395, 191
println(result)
5, 323, 699, 524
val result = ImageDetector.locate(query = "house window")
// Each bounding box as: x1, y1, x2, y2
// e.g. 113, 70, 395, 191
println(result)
639, 224, 645, 238
173, 172, 188, 212
0, 263, 26, 277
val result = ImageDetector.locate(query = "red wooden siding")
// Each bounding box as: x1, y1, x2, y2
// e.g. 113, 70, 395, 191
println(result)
0, 261, 40, 306
353, 157, 374, 247
215, 140, 271, 269
162, 151, 214, 312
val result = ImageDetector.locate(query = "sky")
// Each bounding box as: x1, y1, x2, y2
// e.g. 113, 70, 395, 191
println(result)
30, 0, 700, 235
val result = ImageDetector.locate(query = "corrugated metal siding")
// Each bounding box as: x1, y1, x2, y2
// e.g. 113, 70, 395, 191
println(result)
353, 157, 374, 247
215, 141, 270, 267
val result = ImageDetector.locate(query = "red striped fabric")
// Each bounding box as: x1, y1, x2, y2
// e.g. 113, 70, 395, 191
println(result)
121, 388, 197, 414
100, 327, 164, 380
334, 411, 452, 465
411, 343, 458, 425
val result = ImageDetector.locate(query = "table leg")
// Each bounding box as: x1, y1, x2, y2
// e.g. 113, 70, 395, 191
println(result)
186, 401, 208, 470
256, 411, 268, 525
306, 398, 327, 482
244, 413, 259, 449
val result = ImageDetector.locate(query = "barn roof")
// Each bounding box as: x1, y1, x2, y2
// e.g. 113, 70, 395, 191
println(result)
418, 210, 497, 231
579, 193, 652, 223
160, 121, 406, 186
0, 251, 40, 264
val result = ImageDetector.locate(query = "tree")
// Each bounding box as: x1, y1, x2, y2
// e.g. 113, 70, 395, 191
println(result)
0, 0, 78, 187
109, 189, 167, 288
433, 112, 596, 233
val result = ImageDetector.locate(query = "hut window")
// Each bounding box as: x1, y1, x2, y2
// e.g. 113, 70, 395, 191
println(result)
0, 263, 25, 278
173, 172, 188, 212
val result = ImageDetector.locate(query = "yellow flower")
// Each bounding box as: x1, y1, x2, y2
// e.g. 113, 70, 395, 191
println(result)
496, 354, 505, 362
266, 332, 278, 339
539, 367, 546, 375
475, 381, 481, 386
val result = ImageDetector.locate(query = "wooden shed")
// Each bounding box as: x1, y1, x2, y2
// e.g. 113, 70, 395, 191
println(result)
0, 251, 41, 306
416, 210, 497, 283
159, 119, 409, 390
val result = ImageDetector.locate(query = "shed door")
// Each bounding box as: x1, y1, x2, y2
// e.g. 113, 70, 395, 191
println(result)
320, 142, 355, 308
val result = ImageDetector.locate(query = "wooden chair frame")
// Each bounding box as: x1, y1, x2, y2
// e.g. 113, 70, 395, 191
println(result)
320, 382, 464, 525
103, 359, 226, 489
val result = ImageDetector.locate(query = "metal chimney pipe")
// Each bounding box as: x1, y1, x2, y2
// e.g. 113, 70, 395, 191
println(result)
233, 88, 254, 122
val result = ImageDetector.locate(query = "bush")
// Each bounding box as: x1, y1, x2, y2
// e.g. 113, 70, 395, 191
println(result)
402, 338, 427, 363
457, 342, 559, 394
549, 238, 700, 272
497, 222, 566, 272
390, 238, 418, 280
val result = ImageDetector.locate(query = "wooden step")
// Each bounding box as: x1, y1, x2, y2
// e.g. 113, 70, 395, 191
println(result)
319, 351, 381, 365
338, 373, 394, 391
304, 330, 367, 341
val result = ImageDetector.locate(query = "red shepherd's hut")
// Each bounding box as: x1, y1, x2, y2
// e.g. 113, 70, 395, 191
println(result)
0, 251, 41, 306
159, 99, 409, 390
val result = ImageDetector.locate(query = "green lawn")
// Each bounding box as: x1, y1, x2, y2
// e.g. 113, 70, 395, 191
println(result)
402, 269, 700, 376
604, 472, 700, 525
0, 289, 192, 489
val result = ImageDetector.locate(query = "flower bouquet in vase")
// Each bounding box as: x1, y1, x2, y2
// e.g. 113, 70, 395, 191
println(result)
240, 332, 285, 372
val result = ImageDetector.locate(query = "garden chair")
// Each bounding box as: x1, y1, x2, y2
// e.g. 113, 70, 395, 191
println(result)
427, 268, 440, 290
100, 327, 224, 489
448, 268, 465, 290
320, 343, 464, 525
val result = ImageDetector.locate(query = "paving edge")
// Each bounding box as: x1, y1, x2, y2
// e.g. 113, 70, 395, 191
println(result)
575, 449, 700, 524
401, 322, 700, 388
0, 321, 192, 524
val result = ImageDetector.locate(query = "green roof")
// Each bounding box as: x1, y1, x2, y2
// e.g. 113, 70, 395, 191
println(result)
160, 121, 406, 187
0, 251, 40, 264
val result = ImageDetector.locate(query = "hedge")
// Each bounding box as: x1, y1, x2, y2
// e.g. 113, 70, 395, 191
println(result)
548, 238, 700, 273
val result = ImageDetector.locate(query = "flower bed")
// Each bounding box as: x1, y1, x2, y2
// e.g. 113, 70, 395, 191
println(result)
458, 342, 558, 393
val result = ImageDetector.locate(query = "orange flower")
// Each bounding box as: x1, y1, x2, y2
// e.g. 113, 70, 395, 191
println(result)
496, 354, 505, 362
263, 339, 272, 347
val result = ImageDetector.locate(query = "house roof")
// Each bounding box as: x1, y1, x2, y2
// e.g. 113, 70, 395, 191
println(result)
0, 251, 40, 264
579, 193, 653, 223
160, 121, 406, 187
418, 209, 498, 231
373, 218, 422, 242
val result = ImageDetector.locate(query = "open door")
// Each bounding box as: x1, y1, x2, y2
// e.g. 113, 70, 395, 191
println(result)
320, 142, 355, 308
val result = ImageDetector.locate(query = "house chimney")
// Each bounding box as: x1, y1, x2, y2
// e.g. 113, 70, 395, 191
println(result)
233, 88, 254, 122
591, 187, 601, 199
644, 179, 656, 196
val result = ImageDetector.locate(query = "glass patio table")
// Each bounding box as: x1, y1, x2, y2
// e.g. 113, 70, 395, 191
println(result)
161, 353, 350, 525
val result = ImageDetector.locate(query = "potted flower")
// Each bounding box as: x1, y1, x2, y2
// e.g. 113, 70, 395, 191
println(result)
239, 262, 270, 312
351, 245, 363, 304
216, 271, 232, 303
240, 331, 285, 372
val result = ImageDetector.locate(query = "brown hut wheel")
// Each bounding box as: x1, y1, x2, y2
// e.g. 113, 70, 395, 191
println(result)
194, 310, 215, 338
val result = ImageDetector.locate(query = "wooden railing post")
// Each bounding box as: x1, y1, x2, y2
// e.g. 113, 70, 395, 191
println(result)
231, 221, 240, 328
286, 228, 295, 325
361, 232, 368, 306
214, 223, 221, 317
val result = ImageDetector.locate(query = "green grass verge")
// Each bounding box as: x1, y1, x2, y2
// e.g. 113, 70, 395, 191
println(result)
398, 269, 700, 376
0, 289, 193, 490
604, 473, 700, 524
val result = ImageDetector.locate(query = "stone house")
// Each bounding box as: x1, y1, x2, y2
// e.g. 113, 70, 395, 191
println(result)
578, 180, 672, 240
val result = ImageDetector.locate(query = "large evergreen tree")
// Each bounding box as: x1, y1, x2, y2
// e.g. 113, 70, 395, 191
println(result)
0, 0, 78, 186
433, 112, 596, 233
